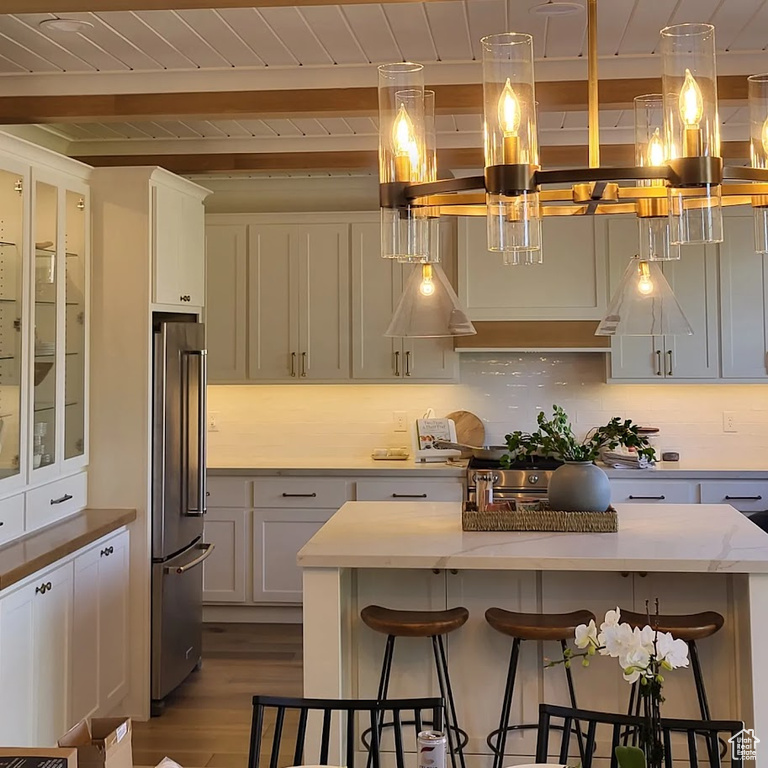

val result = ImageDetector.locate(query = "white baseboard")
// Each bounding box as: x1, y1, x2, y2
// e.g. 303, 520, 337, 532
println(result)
203, 604, 303, 623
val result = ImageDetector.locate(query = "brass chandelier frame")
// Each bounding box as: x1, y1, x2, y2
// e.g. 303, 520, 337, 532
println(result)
378, 0, 768, 220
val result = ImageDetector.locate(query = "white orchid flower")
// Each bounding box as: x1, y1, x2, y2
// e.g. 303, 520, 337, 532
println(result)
620, 641, 651, 673
574, 619, 598, 649
623, 667, 642, 684
599, 622, 634, 658
600, 607, 621, 631
634, 625, 657, 654
656, 632, 690, 669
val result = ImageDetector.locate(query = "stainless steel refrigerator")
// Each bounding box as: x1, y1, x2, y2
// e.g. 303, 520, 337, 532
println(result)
150, 317, 213, 715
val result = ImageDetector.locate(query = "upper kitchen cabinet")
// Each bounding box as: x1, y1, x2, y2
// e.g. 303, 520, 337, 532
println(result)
458, 216, 607, 320
606, 217, 719, 381
151, 174, 208, 309
351, 219, 457, 382
720, 211, 768, 379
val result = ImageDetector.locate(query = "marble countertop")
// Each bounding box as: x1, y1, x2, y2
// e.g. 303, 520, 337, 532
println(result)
0, 508, 136, 591
297, 501, 768, 573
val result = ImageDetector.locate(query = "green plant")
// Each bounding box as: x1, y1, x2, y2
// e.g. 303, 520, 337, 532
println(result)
502, 404, 656, 466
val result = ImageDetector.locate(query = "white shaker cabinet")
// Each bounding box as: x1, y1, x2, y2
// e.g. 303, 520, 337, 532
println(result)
0, 560, 73, 747
720, 212, 768, 379
351, 220, 457, 381
152, 177, 208, 308
458, 216, 607, 320
202, 506, 248, 603
71, 546, 101, 723
606, 218, 719, 380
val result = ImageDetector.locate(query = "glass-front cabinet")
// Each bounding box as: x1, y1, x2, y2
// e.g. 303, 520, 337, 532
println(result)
0, 162, 28, 492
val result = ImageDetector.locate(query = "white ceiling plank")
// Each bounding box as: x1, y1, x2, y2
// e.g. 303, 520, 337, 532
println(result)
65, 12, 165, 70
0, 29, 65, 72
545, 11, 587, 59
506, 0, 548, 58
263, 118, 305, 136
466, 0, 507, 61
47, 122, 96, 140
145, 121, 178, 137
298, 6, 369, 65
0, 53, 27, 73
211, 119, 257, 137
383, 4, 439, 62
88, 11, 195, 69
343, 116, 378, 134
134, 10, 232, 69
0, 15, 95, 72
340, 5, 401, 63
316, 116, 356, 134
15, 13, 131, 72
710, 0, 765, 51
434, 113, 457, 133
670, 0, 722, 27
290, 117, 331, 135
258, 7, 335, 66
451, 113, 482, 132
216, 8, 299, 66
721, 104, 748, 124
594, 0, 634, 57
176, 9, 266, 67
728, 0, 768, 51
537, 110, 566, 130
235, 119, 280, 136
161, 121, 203, 138
180, 119, 229, 137
424, 2, 473, 62
618, 0, 677, 56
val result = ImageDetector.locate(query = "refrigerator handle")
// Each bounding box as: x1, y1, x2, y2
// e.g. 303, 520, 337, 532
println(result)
183, 349, 208, 517
164, 542, 215, 574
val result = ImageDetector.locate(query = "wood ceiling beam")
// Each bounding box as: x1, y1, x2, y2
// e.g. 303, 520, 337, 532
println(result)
73, 141, 749, 174
0, 76, 749, 125
1, 0, 443, 12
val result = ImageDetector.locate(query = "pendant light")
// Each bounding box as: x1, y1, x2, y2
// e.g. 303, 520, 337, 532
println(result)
596, 257, 693, 337
748, 74, 768, 254
385, 262, 476, 338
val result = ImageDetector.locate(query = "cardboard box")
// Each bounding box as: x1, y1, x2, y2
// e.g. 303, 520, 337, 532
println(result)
59, 718, 132, 768
0, 747, 78, 768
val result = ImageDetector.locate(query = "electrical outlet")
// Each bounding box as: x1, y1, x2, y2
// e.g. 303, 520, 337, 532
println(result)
394, 411, 408, 432
208, 411, 219, 432
723, 411, 737, 433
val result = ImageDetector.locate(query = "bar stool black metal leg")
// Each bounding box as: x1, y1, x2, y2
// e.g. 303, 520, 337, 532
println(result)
367, 635, 396, 768
491, 638, 521, 768
561, 640, 587, 764
436, 634, 467, 768
688, 641, 712, 720
431, 635, 466, 768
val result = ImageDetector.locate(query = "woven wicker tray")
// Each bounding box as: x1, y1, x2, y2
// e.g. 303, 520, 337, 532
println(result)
462, 500, 618, 533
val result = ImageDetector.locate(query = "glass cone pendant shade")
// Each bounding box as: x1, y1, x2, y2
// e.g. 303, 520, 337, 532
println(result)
595, 257, 693, 336
385, 263, 476, 338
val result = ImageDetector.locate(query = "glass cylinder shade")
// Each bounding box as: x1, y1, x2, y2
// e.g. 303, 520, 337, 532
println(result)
639, 217, 679, 261
749, 74, 768, 253
398, 90, 440, 264
378, 64, 429, 260
660, 24, 722, 245
482, 33, 541, 256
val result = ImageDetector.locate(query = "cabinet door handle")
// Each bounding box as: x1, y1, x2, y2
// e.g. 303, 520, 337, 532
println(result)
290, 352, 297, 377
35, 581, 52, 595
392, 493, 428, 498
655, 350, 662, 376
628, 495, 666, 500
300, 352, 307, 378
282, 492, 317, 498
725, 495, 763, 500
394, 350, 400, 377
101, 548, 109, 557
404, 350, 412, 377
666, 349, 673, 376
50, 494, 73, 505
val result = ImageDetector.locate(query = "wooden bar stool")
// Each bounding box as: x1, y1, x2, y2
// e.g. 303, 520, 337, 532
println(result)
360, 604, 469, 768
619, 608, 725, 720
485, 607, 596, 768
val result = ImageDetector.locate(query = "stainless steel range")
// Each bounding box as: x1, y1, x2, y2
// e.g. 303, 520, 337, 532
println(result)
466, 456, 563, 504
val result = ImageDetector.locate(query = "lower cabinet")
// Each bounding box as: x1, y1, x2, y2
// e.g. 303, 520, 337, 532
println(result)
0, 528, 130, 747
202, 507, 248, 603
252, 507, 332, 603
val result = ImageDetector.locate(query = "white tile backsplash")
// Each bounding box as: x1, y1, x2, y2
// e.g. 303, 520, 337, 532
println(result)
207, 353, 768, 466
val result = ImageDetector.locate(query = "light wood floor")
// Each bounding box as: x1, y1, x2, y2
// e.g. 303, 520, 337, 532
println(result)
133, 623, 303, 768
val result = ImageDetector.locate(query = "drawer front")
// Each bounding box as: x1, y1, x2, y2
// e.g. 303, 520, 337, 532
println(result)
356, 479, 463, 502
26, 472, 87, 531
0, 494, 25, 545
252, 477, 352, 508
700, 481, 768, 512
610, 480, 695, 504
206, 476, 251, 508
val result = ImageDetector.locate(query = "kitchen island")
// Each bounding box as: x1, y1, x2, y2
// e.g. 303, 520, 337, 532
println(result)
298, 502, 768, 767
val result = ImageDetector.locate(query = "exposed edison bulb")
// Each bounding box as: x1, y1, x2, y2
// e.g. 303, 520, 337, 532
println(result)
761, 116, 768, 156
497, 78, 521, 137
419, 263, 435, 296
637, 261, 654, 296
679, 68, 704, 128
392, 103, 416, 157
647, 127, 666, 166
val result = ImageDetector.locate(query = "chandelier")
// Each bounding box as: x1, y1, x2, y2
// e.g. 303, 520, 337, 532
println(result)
377, 0, 768, 336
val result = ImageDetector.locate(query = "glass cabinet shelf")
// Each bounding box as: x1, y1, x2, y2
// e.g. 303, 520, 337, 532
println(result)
34, 401, 78, 413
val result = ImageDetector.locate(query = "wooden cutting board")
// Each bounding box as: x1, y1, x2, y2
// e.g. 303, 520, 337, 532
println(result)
446, 410, 485, 448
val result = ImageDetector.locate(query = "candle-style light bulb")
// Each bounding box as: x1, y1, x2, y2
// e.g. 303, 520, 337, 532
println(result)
647, 127, 666, 166
497, 78, 522, 163
761, 115, 768, 157
392, 102, 418, 181
419, 263, 435, 296
637, 261, 655, 295
679, 68, 704, 128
